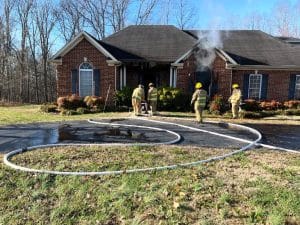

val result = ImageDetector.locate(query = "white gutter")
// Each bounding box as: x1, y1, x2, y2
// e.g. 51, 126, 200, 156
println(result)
227, 64, 300, 70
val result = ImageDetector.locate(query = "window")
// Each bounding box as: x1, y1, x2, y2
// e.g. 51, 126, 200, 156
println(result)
295, 75, 300, 99
248, 74, 262, 99
79, 63, 93, 97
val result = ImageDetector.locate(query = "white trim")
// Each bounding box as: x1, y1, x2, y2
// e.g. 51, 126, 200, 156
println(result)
216, 48, 238, 65
51, 31, 119, 62
174, 49, 193, 64
248, 74, 262, 99
79, 62, 93, 97
114, 66, 117, 91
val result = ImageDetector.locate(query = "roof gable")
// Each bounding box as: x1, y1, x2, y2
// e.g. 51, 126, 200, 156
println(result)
51, 31, 118, 62
102, 25, 197, 62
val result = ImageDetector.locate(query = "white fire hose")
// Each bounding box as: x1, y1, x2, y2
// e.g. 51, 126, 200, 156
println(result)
3, 117, 299, 176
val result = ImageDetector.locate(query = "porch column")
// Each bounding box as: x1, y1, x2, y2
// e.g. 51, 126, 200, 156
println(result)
120, 65, 127, 90
169, 66, 177, 88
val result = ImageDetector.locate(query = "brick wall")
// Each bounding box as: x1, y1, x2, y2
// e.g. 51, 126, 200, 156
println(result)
57, 38, 116, 102
211, 56, 232, 100
232, 70, 299, 101
177, 55, 196, 93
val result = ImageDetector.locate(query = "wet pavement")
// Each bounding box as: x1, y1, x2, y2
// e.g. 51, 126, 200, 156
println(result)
244, 123, 300, 150
0, 118, 299, 153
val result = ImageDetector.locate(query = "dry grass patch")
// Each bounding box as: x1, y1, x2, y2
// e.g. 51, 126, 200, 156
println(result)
1, 148, 300, 225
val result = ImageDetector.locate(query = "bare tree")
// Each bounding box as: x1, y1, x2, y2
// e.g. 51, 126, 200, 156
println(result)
108, 0, 130, 33
79, 0, 109, 39
16, 0, 33, 102
134, 0, 158, 25
2, 0, 14, 101
27, 10, 40, 103
55, 0, 85, 42
158, 0, 172, 25
272, 1, 298, 37
34, 0, 57, 102
174, 0, 196, 30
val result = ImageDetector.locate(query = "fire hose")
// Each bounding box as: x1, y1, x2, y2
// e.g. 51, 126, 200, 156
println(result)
3, 117, 299, 176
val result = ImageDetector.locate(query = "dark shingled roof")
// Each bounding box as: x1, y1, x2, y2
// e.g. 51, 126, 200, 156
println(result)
102, 25, 197, 62
185, 30, 300, 66
85, 32, 145, 61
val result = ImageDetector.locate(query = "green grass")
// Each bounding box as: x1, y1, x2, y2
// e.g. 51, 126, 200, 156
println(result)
1, 148, 300, 224
0, 105, 129, 125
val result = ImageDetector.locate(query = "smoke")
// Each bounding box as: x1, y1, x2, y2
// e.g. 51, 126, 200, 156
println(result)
194, 30, 224, 71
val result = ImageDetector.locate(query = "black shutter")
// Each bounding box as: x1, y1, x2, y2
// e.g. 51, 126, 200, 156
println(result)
93, 69, 100, 96
288, 74, 296, 99
243, 74, 250, 99
71, 69, 78, 95
261, 74, 269, 100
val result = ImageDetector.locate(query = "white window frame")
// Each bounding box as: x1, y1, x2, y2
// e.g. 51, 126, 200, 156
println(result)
295, 75, 300, 99
79, 62, 93, 97
248, 74, 262, 99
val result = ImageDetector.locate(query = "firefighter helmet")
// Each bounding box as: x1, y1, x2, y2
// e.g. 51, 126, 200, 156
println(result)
232, 83, 239, 89
148, 83, 154, 87
138, 84, 144, 89
195, 82, 202, 89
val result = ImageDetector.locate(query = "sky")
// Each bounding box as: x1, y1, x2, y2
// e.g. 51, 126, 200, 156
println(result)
175, 0, 300, 29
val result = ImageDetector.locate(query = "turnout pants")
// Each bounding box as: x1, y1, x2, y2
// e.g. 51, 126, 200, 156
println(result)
194, 102, 204, 123
132, 98, 141, 115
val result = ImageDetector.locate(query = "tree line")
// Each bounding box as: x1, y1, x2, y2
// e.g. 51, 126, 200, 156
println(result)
0, 0, 299, 103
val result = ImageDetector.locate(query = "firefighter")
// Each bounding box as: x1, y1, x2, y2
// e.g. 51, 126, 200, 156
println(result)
132, 84, 145, 116
191, 82, 207, 123
147, 83, 158, 115
228, 83, 242, 119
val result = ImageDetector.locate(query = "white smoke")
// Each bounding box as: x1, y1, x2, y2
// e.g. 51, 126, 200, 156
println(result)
195, 30, 223, 71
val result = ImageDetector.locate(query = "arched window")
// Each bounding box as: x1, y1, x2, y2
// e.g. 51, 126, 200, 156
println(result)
79, 62, 93, 96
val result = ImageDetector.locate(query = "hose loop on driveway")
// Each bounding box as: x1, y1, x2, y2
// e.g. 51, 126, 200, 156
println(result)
3, 117, 298, 176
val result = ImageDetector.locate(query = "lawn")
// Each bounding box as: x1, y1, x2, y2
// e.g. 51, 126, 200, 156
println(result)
0, 105, 299, 224
0, 105, 129, 125
1, 147, 300, 225
0, 104, 299, 126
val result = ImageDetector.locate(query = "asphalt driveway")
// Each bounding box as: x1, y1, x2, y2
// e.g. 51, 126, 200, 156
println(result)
0, 118, 299, 153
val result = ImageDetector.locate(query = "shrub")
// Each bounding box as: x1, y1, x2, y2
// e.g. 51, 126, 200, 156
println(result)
283, 100, 300, 109
157, 87, 190, 111
209, 95, 227, 115
57, 95, 85, 110
40, 103, 57, 113
114, 86, 134, 107
241, 99, 261, 111
84, 96, 104, 111
260, 100, 282, 111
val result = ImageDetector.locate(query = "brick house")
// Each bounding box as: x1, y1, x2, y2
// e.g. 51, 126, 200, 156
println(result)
51, 25, 300, 103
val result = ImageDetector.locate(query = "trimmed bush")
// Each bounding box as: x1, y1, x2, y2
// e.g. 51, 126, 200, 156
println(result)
241, 99, 261, 111
157, 87, 190, 111
57, 95, 85, 110
209, 95, 227, 115
260, 100, 283, 111
283, 100, 300, 109
84, 96, 104, 111
114, 86, 134, 107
